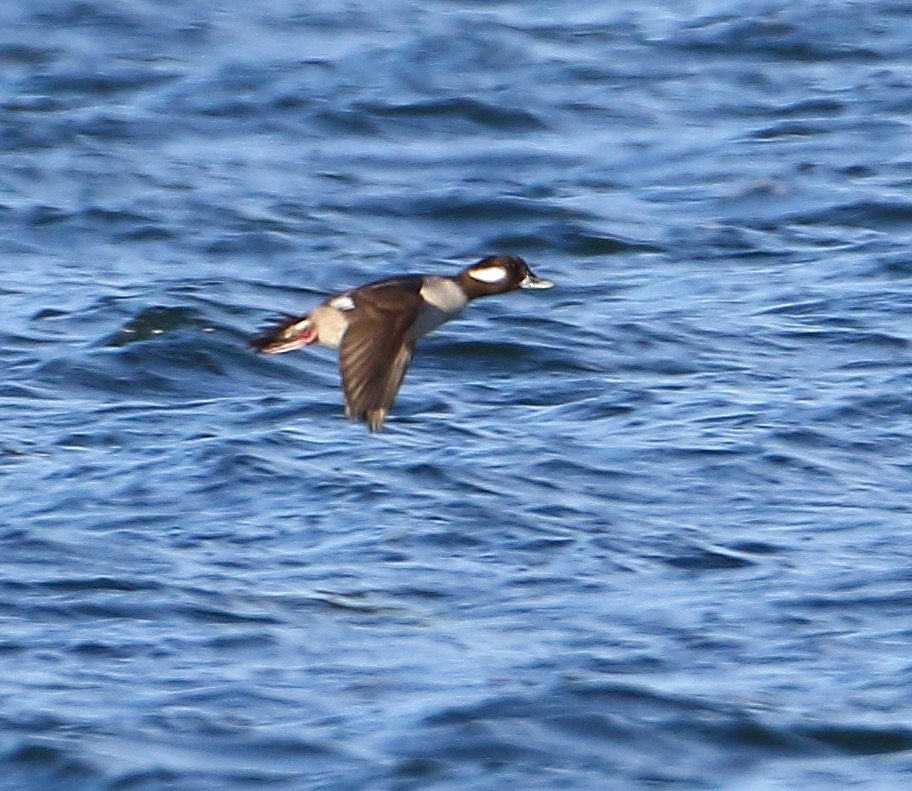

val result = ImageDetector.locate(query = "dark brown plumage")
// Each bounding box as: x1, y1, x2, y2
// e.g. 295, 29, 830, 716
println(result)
337, 282, 423, 431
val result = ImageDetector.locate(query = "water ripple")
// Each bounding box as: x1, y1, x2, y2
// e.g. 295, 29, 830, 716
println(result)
3, 2, 912, 790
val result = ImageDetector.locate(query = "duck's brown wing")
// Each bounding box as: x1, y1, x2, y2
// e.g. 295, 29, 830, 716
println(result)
339, 285, 422, 432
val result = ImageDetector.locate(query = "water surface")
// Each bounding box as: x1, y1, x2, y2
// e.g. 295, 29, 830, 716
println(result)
3, 1, 912, 789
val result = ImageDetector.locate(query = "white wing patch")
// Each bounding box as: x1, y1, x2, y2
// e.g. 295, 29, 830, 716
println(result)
468, 265, 507, 284
329, 294, 356, 311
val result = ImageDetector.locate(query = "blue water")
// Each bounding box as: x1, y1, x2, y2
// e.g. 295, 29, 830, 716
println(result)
4, 1, 912, 789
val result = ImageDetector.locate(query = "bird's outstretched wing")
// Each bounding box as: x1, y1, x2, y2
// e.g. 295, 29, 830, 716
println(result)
339, 284, 422, 432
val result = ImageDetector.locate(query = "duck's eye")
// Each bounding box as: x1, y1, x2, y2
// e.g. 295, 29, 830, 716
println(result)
468, 266, 507, 284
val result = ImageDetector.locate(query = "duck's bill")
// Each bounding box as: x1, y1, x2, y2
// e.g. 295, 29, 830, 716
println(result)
519, 273, 554, 289
250, 318, 317, 354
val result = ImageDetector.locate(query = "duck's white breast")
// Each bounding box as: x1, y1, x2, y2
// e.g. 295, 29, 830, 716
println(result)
408, 277, 468, 340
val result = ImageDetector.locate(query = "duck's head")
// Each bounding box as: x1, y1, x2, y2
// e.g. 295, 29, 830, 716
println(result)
459, 254, 554, 298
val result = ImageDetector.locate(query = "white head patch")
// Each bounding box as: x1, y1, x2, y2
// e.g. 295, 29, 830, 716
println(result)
468, 265, 508, 284
329, 294, 355, 311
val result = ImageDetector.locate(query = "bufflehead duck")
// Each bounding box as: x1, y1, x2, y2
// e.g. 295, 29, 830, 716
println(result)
251, 254, 554, 432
